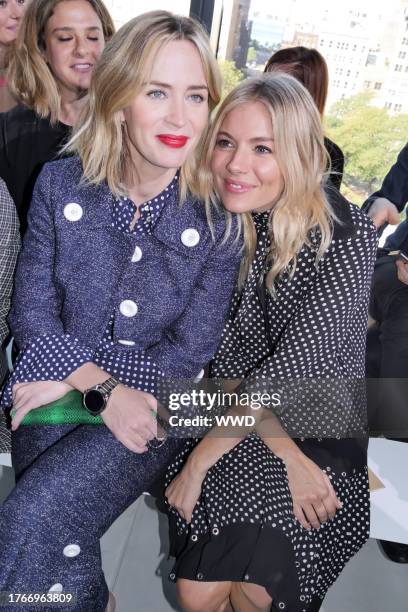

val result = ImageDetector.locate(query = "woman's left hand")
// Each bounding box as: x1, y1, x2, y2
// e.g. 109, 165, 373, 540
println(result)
11, 381, 73, 430
165, 460, 206, 523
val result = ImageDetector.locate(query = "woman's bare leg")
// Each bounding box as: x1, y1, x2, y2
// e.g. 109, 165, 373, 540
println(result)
176, 579, 232, 612
230, 582, 272, 612
105, 592, 116, 612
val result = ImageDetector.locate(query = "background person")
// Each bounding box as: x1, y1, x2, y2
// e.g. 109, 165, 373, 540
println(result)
166, 74, 377, 612
0, 0, 30, 112
0, 178, 19, 454
0, 0, 114, 233
265, 46, 344, 191
365, 144, 408, 564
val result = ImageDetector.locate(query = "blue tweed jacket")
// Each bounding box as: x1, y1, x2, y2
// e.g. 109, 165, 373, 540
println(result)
9, 156, 242, 380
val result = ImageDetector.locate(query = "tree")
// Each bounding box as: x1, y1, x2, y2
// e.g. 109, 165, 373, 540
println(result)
217, 60, 244, 99
247, 46, 257, 64
325, 93, 408, 193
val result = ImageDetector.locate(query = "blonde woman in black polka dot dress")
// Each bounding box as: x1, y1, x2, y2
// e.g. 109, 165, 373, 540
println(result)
165, 74, 377, 612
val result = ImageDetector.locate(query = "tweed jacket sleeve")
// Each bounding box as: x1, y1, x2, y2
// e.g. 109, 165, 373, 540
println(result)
8, 166, 94, 380
0, 179, 20, 347
147, 237, 242, 379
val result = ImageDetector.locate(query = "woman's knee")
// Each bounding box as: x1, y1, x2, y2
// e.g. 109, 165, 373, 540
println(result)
176, 578, 231, 612
231, 581, 273, 611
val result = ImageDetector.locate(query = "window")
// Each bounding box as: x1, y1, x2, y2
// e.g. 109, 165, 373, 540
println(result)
107, 0, 191, 28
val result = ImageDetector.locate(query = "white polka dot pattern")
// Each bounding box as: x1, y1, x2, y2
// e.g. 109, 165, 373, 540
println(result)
111, 173, 178, 235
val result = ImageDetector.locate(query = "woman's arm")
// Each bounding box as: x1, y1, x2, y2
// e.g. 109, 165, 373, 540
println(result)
167, 212, 377, 523
363, 144, 408, 226
166, 405, 340, 529
148, 232, 242, 380
6, 166, 157, 451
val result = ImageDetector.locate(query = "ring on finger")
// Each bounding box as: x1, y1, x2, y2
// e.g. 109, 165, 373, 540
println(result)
147, 436, 167, 449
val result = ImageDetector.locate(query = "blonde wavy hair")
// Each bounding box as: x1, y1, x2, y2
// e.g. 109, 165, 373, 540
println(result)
198, 73, 335, 291
8, 0, 115, 123
67, 10, 222, 202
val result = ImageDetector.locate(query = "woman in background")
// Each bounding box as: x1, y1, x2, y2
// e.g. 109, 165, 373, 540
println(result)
166, 74, 376, 612
0, 0, 30, 112
0, 0, 114, 232
0, 179, 19, 454
265, 46, 344, 190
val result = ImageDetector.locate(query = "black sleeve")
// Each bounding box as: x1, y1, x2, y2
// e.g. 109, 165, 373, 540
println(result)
239, 216, 377, 438
362, 143, 408, 213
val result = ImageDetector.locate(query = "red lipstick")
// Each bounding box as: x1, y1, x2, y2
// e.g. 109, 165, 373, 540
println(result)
157, 134, 189, 148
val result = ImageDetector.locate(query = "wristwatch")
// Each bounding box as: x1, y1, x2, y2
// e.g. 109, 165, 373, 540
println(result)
82, 377, 120, 416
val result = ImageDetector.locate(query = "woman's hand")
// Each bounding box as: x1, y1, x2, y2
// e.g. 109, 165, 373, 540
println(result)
283, 450, 342, 530
101, 385, 158, 454
257, 416, 342, 530
165, 459, 206, 523
11, 380, 73, 430
367, 197, 400, 229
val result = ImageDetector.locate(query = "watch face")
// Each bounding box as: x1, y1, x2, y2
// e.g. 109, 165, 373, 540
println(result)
84, 389, 105, 415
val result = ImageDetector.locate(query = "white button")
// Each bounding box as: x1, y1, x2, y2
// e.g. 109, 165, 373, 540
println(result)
119, 300, 138, 317
194, 368, 205, 383
48, 584, 63, 593
63, 203, 83, 222
63, 544, 81, 558
181, 228, 200, 247
131, 246, 143, 262
118, 339, 136, 346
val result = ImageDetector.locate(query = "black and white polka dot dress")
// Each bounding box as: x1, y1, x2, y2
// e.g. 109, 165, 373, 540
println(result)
166, 194, 377, 612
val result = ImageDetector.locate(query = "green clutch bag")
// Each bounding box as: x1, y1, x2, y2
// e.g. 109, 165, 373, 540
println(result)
18, 390, 103, 425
